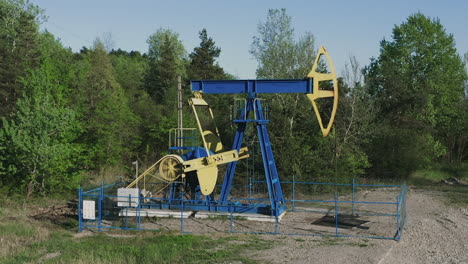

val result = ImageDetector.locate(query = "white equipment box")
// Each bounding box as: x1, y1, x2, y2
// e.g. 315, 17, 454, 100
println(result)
117, 188, 139, 207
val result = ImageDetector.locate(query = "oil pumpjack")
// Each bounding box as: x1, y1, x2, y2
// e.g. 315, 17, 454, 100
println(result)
124, 46, 338, 217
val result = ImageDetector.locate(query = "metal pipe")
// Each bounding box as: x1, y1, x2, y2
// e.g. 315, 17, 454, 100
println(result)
177, 75, 183, 153
275, 202, 279, 234
352, 178, 355, 215
334, 192, 339, 236
292, 175, 296, 211
78, 188, 82, 232
396, 194, 401, 239
98, 183, 103, 232
132, 160, 138, 189
230, 204, 234, 233
181, 191, 185, 233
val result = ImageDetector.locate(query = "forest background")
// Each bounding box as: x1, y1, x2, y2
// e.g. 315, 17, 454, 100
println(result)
0, 1, 466, 199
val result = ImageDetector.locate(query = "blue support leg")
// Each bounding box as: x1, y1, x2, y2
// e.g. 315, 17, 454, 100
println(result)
335, 192, 339, 236
218, 106, 250, 204
254, 99, 285, 215
168, 182, 176, 204
352, 179, 355, 215
78, 188, 83, 232
98, 183, 103, 232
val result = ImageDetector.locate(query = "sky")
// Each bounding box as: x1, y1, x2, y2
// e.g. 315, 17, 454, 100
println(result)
33, 0, 468, 79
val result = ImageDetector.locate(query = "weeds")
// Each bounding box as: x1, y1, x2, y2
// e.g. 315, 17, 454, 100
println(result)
408, 164, 468, 206
2, 231, 270, 264
0, 199, 271, 264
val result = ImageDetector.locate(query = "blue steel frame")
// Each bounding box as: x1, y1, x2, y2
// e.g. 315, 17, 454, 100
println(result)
190, 79, 315, 216
218, 94, 285, 215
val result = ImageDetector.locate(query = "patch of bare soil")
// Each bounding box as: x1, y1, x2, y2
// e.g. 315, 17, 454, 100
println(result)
250, 188, 468, 264
28, 200, 77, 226
142, 188, 402, 239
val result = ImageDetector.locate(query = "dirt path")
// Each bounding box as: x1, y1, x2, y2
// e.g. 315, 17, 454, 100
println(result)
250, 188, 468, 264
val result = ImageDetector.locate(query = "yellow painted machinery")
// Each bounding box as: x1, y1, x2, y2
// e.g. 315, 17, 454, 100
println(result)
127, 93, 250, 196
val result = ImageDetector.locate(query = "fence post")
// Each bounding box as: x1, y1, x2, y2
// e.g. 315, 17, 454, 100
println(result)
402, 186, 407, 229
334, 192, 339, 237
396, 194, 401, 240
180, 191, 185, 233
275, 203, 279, 234
78, 187, 83, 232
126, 194, 131, 228
248, 176, 252, 199
137, 193, 141, 230
98, 182, 103, 232
352, 179, 355, 215
292, 175, 296, 211
229, 203, 234, 233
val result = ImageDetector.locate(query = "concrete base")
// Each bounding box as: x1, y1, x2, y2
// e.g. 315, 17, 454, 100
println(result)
119, 208, 286, 222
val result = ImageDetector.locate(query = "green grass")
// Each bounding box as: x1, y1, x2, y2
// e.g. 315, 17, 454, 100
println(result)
409, 170, 453, 185
409, 163, 468, 206
0, 200, 272, 264
409, 162, 468, 185
2, 228, 271, 264
3, 232, 261, 264
0, 222, 37, 237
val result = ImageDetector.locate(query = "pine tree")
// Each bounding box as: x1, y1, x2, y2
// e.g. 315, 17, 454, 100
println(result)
188, 28, 225, 80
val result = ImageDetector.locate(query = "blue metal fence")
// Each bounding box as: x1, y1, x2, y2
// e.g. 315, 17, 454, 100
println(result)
78, 179, 407, 240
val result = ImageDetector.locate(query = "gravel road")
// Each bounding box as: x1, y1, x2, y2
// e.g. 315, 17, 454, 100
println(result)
250, 188, 468, 264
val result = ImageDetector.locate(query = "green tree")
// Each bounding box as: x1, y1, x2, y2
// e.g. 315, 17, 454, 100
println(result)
250, 8, 341, 182
250, 8, 316, 79
110, 49, 148, 97
186, 28, 233, 147
0, 66, 83, 198
140, 29, 186, 161
37, 31, 76, 103
464, 51, 468, 99
446, 52, 468, 162
0, 0, 43, 116
249, 8, 317, 139
188, 28, 225, 80
364, 13, 467, 177
78, 41, 139, 170
332, 56, 375, 179
145, 28, 186, 104
110, 49, 171, 162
